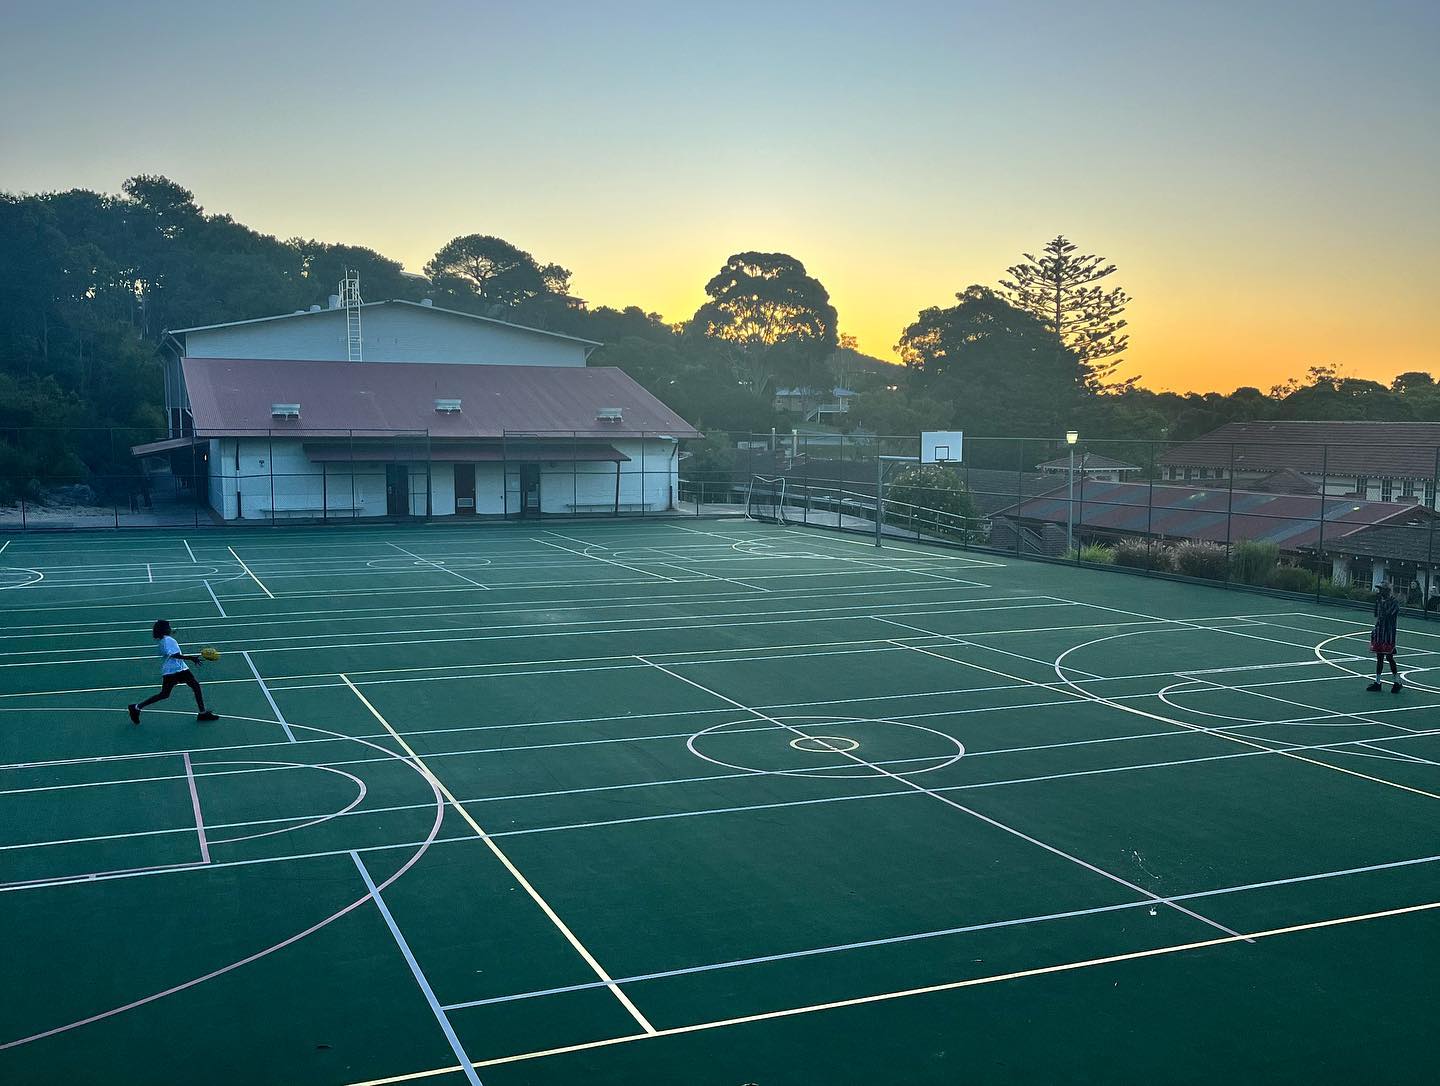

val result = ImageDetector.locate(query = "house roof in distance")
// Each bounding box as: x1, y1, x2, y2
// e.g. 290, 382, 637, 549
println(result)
180, 357, 700, 439
167, 299, 602, 348
994, 478, 1432, 551
1159, 421, 1440, 478
1035, 452, 1141, 472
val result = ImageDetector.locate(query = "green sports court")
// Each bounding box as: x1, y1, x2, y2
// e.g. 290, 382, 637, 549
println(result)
0, 520, 1436, 1085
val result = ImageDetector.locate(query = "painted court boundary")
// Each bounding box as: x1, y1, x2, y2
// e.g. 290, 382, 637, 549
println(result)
345, 899, 1440, 1085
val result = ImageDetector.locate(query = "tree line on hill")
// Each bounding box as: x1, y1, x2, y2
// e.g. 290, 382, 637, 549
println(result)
1, 175, 1436, 500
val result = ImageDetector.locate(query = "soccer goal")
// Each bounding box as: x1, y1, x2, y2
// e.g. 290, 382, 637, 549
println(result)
745, 475, 787, 523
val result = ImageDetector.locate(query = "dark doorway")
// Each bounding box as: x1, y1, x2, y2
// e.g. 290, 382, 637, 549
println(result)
386, 465, 410, 516
520, 464, 541, 518
454, 463, 476, 516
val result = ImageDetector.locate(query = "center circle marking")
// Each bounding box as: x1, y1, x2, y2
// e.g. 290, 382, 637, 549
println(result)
790, 734, 859, 753
688, 715, 964, 779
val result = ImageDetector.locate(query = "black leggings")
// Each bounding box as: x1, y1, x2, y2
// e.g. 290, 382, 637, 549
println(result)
1375, 653, 1398, 676
139, 670, 206, 711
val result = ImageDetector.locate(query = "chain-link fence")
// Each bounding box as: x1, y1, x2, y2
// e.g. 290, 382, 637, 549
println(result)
5, 424, 1439, 619
706, 430, 1440, 621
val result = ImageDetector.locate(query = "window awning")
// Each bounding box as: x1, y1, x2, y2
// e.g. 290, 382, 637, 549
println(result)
300, 441, 630, 463
130, 436, 205, 457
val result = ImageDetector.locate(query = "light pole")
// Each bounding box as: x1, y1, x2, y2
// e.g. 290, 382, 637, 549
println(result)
1066, 430, 1079, 554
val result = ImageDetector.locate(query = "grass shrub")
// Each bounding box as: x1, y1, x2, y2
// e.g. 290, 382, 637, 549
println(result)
1079, 543, 1115, 564
1230, 540, 1279, 585
1266, 565, 1319, 593
1113, 537, 1172, 570
1173, 540, 1230, 580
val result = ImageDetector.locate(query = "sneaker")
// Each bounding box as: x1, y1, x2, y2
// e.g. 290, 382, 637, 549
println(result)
1365, 682, 1382, 692
128, 704, 140, 725
197, 711, 220, 722
1392, 682, 1403, 694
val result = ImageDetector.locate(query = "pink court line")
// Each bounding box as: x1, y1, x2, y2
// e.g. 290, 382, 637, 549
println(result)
182, 753, 210, 864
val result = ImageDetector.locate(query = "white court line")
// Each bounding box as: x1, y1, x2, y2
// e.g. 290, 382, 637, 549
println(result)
243, 651, 296, 742
227, 546, 274, 599
342, 675, 657, 1036
0, 540, 8, 555
146, 563, 153, 584
388, 542, 490, 590
544, 530, 609, 550
351, 852, 484, 1086
535, 535, 674, 582
348, 899, 1440, 1085
181, 753, 210, 864
885, 615, 1440, 804
203, 580, 228, 618
183, 539, 197, 563
634, 655, 1246, 941
441, 849, 1440, 1011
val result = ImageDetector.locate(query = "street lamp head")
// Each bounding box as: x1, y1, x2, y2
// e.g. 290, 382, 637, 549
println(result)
1065, 430, 1079, 445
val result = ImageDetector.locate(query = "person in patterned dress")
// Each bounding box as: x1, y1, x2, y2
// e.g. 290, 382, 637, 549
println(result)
1366, 583, 1402, 694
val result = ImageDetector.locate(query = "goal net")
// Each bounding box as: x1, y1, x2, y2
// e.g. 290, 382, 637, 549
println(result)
745, 475, 787, 523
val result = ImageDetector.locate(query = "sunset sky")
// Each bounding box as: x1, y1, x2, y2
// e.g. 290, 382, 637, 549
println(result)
2, 1, 1436, 392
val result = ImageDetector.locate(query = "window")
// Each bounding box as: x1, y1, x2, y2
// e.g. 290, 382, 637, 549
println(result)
1356, 476, 1369, 497
1402, 480, 1416, 499
1381, 479, 1393, 501
1426, 480, 1437, 508
1185, 467, 1195, 481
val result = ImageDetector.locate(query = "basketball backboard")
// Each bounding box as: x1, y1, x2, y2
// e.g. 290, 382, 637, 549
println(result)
920, 430, 963, 464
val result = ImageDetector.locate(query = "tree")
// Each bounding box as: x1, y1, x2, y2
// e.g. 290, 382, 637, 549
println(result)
1001, 235, 1132, 391
424, 234, 566, 308
897, 285, 1081, 437
885, 464, 977, 538
690, 251, 838, 395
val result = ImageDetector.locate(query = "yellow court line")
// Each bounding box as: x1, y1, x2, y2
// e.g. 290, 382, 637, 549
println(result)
344, 898, 1440, 1086
339, 674, 656, 1036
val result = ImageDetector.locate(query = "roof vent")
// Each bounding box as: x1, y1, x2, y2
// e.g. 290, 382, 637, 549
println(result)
309, 304, 321, 312
420, 298, 434, 307
596, 407, 623, 423
271, 403, 301, 419
434, 398, 462, 414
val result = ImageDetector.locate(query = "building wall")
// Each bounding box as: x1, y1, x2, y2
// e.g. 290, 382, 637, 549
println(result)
204, 437, 679, 520
183, 304, 587, 367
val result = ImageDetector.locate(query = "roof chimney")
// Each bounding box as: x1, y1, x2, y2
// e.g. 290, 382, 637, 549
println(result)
327, 294, 341, 310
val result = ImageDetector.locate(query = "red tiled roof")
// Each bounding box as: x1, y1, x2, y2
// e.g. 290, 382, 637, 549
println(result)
1159, 422, 1440, 477
181, 358, 701, 439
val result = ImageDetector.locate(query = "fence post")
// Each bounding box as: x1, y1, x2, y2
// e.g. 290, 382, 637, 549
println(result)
1015, 440, 1024, 557
1315, 443, 1328, 605
268, 429, 276, 527
1427, 446, 1439, 621
1224, 442, 1236, 584
1146, 440, 1156, 560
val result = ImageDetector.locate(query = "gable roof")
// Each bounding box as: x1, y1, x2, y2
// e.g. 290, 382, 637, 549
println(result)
180, 357, 700, 439
994, 478, 1432, 551
1159, 421, 1440, 478
167, 299, 602, 348
1035, 452, 1142, 472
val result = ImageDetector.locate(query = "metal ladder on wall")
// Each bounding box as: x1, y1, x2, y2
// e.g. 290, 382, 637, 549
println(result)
340, 271, 363, 361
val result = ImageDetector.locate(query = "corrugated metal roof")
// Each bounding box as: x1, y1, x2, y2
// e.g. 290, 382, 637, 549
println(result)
130, 435, 204, 457
1035, 452, 1142, 472
181, 358, 700, 439
996, 479, 1433, 551
167, 299, 602, 347
1159, 422, 1440, 477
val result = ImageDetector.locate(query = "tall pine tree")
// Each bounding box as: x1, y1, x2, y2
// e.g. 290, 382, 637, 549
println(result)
1001, 236, 1133, 391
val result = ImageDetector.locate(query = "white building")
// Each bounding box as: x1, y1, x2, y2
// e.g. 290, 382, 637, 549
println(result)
135, 297, 699, 521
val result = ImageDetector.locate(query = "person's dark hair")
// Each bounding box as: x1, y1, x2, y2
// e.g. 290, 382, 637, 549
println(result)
1379, 583, 1392, 598
152, 619, 173, 639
